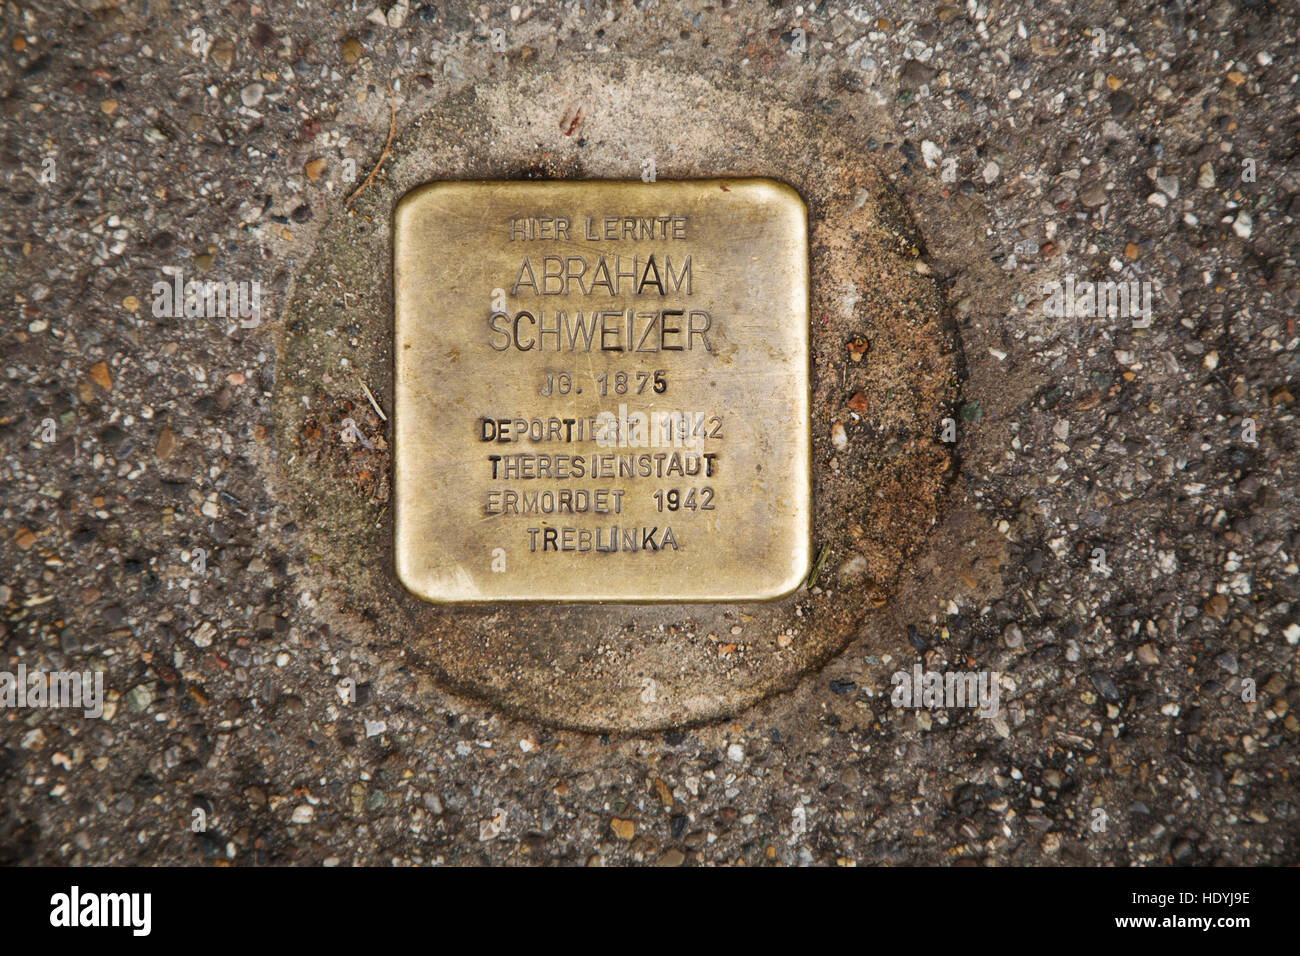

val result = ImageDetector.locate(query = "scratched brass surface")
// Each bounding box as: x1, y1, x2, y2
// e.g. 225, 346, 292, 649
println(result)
394, 179, 810, 602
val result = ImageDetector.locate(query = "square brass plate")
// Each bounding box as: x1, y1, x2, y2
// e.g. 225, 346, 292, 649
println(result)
394, 179, 810, 603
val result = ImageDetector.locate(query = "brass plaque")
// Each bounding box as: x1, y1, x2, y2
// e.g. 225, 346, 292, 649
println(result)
394, 179, 810, 603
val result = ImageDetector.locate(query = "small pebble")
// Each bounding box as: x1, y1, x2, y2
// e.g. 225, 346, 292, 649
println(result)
831, 421, 848, 451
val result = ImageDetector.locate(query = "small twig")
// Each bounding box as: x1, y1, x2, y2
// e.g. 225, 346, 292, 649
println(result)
805, 545, 831, 589
346, 83, 397, 209
359, 378, 387, 422
1019, 585, 1041, 620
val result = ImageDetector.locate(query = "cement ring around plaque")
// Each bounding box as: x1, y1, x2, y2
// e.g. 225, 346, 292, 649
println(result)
274, 56, 963, 732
